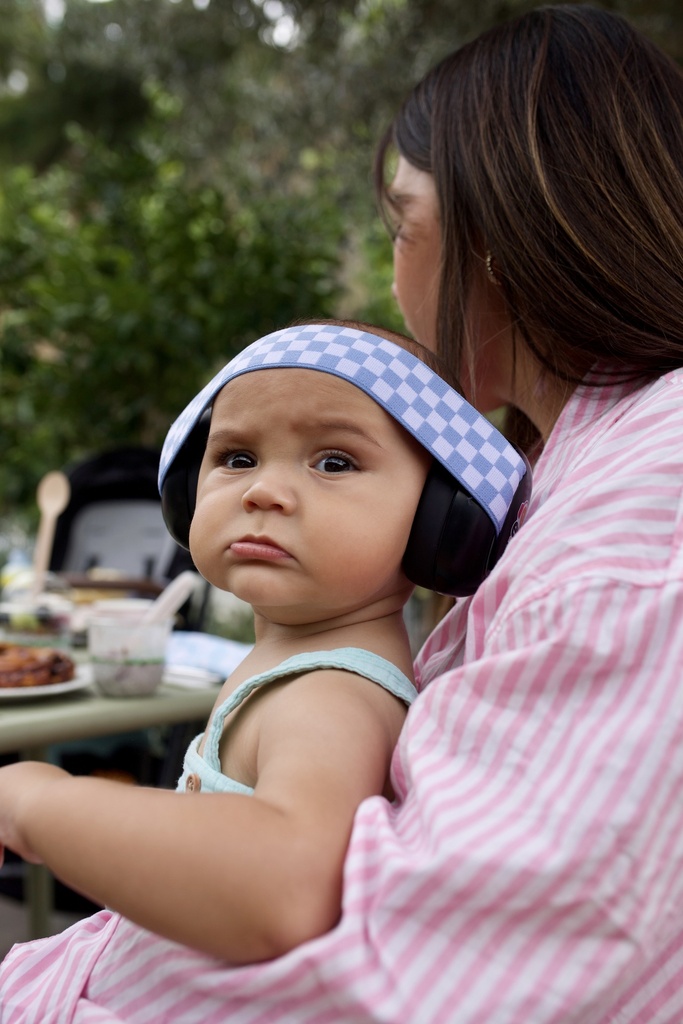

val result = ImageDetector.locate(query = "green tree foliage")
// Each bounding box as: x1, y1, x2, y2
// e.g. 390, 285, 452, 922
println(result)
1, 0, 681, 526
0, 99, 343, 516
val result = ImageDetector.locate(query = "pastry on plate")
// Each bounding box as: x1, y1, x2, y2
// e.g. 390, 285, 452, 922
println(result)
0, 644, 75, 688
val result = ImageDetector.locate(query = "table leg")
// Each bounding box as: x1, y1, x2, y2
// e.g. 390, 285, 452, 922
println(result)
25, 863, 54, 939
21, 746, 54, 939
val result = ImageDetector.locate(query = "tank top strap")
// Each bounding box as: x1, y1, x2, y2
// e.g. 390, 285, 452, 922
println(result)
202, 647, 418, 770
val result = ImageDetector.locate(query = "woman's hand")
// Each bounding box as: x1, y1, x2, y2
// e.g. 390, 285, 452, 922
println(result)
0, 761, 69, 866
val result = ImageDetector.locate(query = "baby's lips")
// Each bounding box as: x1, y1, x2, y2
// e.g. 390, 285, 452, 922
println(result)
230, 539, 291, 561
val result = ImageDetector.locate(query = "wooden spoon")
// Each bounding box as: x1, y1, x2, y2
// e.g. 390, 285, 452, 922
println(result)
31, 471, 71, 601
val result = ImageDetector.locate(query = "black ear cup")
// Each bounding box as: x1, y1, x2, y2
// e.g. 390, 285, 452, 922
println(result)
402, 453, 532, 597
160, 412, 211, 550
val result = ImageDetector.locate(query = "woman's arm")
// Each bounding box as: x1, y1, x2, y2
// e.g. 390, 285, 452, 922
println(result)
0, 669, 406, 962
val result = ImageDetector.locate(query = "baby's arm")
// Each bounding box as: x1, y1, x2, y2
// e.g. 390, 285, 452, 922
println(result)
0, 668, 406, 962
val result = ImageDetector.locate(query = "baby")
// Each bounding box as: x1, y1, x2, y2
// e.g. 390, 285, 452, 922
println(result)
0, 320, 529, 993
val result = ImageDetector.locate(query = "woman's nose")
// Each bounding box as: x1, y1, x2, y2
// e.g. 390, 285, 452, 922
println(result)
241, 473, 296, 514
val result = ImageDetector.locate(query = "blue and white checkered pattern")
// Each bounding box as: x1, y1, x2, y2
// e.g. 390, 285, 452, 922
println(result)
159, 324, 527, 534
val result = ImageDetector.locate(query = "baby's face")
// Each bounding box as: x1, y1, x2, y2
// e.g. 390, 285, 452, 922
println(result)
189, 368, 431, 627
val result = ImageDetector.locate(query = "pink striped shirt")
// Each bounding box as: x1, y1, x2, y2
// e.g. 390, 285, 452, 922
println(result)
2, 367, 683, 1023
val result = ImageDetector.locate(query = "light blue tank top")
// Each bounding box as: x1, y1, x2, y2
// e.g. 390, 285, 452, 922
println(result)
177, 647, 418, 795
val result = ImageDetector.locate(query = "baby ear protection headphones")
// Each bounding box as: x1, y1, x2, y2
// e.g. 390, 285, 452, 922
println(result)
158, 324, 531, 597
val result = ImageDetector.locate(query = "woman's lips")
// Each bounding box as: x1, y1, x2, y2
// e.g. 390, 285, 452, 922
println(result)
229, 539, 291, 561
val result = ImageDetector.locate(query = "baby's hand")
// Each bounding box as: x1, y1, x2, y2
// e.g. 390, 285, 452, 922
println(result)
0, 761, 69, 864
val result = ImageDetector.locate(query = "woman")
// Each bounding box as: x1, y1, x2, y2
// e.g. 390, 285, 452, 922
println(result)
1, 5, 682, 1022
373, 4, 683, 1020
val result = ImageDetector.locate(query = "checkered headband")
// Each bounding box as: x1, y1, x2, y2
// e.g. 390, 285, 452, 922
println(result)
159, 324, 527, 534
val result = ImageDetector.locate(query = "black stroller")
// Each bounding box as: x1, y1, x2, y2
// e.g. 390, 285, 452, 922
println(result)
49, 446, 202, 614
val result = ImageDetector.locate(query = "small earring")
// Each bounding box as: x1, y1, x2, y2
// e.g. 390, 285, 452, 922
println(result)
485, 250, 501, 286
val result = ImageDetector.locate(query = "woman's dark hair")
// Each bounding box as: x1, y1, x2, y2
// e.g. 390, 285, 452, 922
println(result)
375, 4, 683, 444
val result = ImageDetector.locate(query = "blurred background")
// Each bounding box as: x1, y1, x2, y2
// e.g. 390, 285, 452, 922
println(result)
0, 0, 681, 550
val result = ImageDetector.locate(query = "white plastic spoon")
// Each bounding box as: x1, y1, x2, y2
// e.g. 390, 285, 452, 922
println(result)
141, 570, 200, 625
31, 471, 71, 601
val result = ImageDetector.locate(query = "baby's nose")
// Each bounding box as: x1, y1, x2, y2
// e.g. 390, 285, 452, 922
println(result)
241, 473, 296, 513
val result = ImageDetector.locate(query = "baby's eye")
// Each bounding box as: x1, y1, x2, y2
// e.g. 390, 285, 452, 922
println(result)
224, 451, 256, 470
314, 452, 356, 473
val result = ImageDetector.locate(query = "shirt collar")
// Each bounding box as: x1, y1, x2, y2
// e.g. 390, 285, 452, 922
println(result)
529, 364, 645, 511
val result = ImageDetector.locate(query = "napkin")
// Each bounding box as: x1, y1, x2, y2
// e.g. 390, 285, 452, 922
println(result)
165, 631, 252, 687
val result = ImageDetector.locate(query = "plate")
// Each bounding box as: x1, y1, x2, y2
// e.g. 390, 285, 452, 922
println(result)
163, 665, 223, 690
0, 666, 93, 701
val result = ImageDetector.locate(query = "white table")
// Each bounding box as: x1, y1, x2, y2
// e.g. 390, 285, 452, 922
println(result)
0, 679, 220, 939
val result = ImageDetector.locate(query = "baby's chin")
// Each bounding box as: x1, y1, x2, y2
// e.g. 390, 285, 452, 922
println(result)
252, 592, 413, 633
